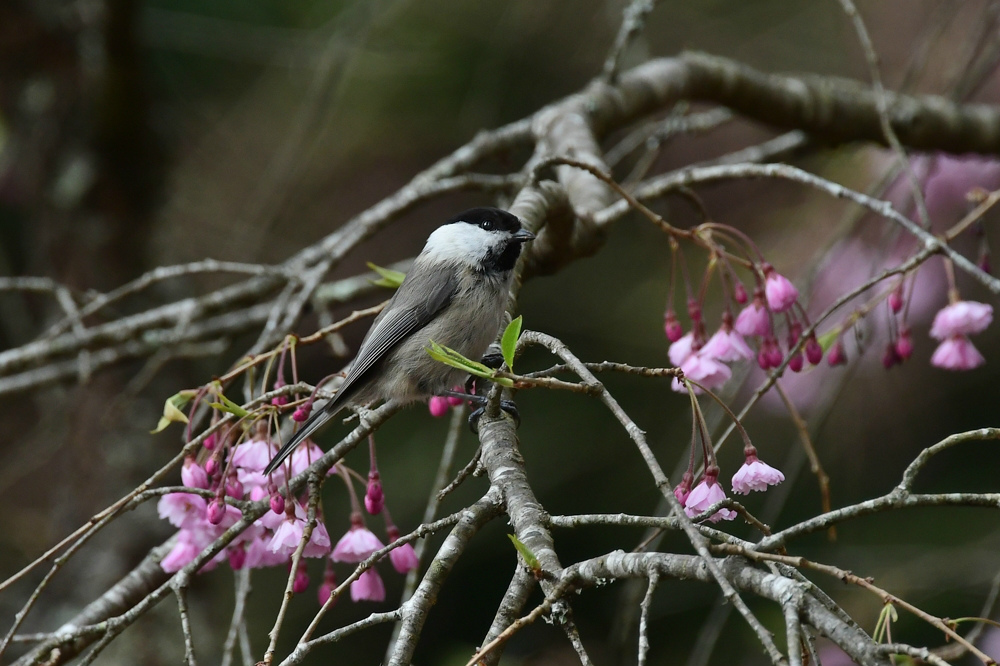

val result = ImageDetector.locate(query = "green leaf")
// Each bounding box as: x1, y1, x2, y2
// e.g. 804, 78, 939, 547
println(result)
816, 328, 839, 352
507, 534, 540, 571
207, 391, 250, 418
151, 390, 197, 433
426, 341, 514, 387
366, 262, 406, 288
500, 316, 523, 371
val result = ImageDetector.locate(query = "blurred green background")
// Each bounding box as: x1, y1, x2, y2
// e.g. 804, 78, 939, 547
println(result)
2, 0, 1000, 664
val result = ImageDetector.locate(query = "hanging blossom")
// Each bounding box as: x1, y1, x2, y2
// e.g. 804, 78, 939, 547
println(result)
762, 264, 799, 312
332, 515, 385, 563
731, 448, 785, 494
930, 336, 985, 370
683, 469, 736, 522
351, 569, 386, 602
929, 301, 993, 338
701, 315, 754, 363
929, 300, 992, 371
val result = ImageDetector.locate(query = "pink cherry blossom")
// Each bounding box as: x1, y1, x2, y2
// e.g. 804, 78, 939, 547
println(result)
161, 531, 202, 573
158, 492, 207, 530
231, 439, 273, 472
332, 524, 385, 563
668, 332, 696, 366
732, 455, 785, 494
683, 478, 736, 522
350, 569, 386, 602
389, 542, 419, 574
763, 265, 799, 312
930, 335, 985, 370
267, 504, 332, 558
734, 299, 771, 337
245, 535, 291, 569
929, 301, 993, 339
289, 441, 326, 477
701, 327, 753, 362
671, 352, 732, 394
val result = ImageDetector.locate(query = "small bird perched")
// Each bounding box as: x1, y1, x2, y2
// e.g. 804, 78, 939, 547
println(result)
263, 207, 535, 475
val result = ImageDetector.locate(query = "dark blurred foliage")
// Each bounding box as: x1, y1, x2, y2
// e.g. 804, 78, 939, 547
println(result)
2, 1, 1000, 664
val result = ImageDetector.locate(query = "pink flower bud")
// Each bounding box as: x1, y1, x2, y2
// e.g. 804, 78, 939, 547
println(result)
225, 478, 244, 499
207, 498, 226, 525
293, 566, 309, 594
896, 329, 914, 360
447, 387, 465, 406
757, 346, 771, 371
762, 263, 799, 312
664, 310, 683, 342
733, 282, 748, 304
271, 379, 288, 406
364, 476, 384, 515
203, 433, 217, 450
270, 492, 285, 516
674, 472, 693, 504
228, 545, 247, 570
881, 343, 901, 369
428, 396, 449, 418
804, 336, 823, 365
318, 579, 336, 607
687, 299, 702, 324
827, 341, 847, 366
735, 296, 771, 337
204, 457, 219, 477
888, 285, 904, 313
182, 459, 210, 490
292, 403, 312, 422
787, 351, 803, 372
765, 338, 783, 368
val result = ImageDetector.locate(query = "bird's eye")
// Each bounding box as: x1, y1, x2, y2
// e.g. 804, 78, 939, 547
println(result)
480, 219, 496, 231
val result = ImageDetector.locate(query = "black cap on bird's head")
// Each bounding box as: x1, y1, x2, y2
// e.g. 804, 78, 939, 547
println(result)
425, 207, 535, 272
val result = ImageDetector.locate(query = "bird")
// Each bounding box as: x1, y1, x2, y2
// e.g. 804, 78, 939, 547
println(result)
263, 207, 535, 475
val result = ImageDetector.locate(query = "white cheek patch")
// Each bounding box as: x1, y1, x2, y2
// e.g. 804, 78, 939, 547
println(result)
423, 223, 496, 265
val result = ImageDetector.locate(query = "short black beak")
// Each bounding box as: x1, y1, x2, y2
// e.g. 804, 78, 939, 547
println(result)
512, 228, 536, 242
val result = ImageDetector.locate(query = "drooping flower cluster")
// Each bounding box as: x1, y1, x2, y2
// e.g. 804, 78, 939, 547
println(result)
673, 377, 784, 522
157, 422, 420, 606
666, 257, 821, 394
677, 447, 785, 523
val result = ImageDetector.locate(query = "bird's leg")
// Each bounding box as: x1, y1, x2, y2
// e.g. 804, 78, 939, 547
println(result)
440, 388, 519, 433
